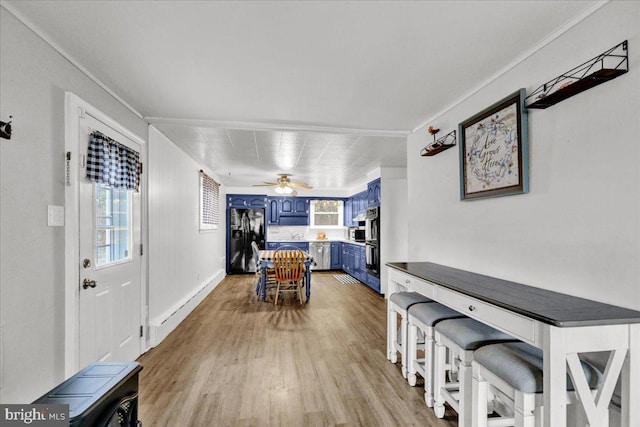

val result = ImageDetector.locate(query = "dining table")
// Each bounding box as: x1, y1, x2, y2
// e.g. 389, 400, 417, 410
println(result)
257, 249, 315, 302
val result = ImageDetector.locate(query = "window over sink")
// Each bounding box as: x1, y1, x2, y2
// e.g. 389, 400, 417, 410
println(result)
309, 199, 344, 228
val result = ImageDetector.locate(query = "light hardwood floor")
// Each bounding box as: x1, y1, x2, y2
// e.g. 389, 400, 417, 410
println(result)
137, 272, 458, 426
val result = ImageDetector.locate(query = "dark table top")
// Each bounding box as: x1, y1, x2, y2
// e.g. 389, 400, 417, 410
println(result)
387, 262, 640, 327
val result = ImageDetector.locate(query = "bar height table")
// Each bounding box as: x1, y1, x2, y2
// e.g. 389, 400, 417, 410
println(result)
386, 262, 640, 427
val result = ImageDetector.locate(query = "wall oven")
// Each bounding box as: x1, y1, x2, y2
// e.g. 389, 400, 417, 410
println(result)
365, 241, 379, 277
365, 207, 379, 242
365, 207, 380, 277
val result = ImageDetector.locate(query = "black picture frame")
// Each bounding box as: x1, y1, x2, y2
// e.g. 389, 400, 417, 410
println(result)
458, 89, 529, 200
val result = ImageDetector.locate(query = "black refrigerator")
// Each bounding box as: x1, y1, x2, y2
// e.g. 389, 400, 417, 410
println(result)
228, 207, 266, 274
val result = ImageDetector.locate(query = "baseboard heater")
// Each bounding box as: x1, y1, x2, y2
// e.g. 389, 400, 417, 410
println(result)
149, 270, 224, 347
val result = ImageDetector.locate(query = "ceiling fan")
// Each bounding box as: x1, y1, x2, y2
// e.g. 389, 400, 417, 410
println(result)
252, 174, 312, 195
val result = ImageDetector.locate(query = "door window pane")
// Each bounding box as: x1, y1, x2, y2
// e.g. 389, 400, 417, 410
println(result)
95, 183, 131, 266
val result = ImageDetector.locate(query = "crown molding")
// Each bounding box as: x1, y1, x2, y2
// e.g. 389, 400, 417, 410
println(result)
411, 0, 610, 134
1, 0, 144, 119
145, 117, 409, 137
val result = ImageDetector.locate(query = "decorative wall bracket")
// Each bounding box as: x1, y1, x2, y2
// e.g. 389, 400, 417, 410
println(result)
420, 130, 456, 156
0, 115, 12, 140
526, 40, 628, 109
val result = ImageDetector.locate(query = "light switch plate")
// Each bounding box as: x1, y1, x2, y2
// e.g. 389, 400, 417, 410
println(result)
48, 205, 64, 227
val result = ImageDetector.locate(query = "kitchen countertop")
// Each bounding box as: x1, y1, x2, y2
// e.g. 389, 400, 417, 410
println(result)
268, 239, 366, 246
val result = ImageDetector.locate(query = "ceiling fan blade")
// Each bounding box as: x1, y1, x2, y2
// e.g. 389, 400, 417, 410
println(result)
290, 183, 313, 189
252, 182, 278, 187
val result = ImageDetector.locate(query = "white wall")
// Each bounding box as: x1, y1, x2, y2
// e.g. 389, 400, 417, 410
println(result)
380, 167, 408, 295
0, 9, 148, 403
407, 1, 639, 311
147, 126, 226, 343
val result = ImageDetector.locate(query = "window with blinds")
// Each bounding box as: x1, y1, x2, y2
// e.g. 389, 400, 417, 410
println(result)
200, 170, 219, 230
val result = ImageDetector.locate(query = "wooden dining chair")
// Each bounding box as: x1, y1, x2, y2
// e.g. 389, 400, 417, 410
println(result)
251, 241, 275, 298
273, 248, 306, 305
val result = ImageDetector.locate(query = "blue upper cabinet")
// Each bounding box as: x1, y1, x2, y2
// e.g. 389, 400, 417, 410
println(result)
344, 198, 352, 226
293, 198, 309, 215
267, 198, 279, 224
228, 194, 267, 208
344, 191, 369, 226
267, 197, 309, 225
280, 198, 294, 214
280, 197, 309, 215
367, 178, 381, 207
357, 190, 368, 214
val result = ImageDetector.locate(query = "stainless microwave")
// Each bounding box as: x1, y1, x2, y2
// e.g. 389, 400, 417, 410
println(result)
350, 228, 366, 242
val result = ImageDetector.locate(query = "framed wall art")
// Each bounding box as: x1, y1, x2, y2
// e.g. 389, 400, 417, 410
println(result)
458, 88, 528, 200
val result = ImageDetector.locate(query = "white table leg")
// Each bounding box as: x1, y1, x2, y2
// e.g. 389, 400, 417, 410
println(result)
407, 322, 418, 386
622, 323, 640, 427
401, 313, 408, 378
472, 364, 488, 427
543, 325, 567, 427
387, 302, 397, 363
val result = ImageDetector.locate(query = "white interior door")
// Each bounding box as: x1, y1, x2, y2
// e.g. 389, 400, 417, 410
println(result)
78, 114, 142, 369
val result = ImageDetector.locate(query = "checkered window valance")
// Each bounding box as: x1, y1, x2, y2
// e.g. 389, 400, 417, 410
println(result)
86, 131, 141, 191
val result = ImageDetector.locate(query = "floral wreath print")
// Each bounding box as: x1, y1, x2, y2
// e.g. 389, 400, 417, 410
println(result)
466, 110, 519, 190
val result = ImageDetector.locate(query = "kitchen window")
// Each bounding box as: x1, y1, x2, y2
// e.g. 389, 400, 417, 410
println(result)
200, 170, 220, 230
309, 199, 343, 228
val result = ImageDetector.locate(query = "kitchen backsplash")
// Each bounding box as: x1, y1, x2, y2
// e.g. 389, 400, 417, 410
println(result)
268, 225, 347, 241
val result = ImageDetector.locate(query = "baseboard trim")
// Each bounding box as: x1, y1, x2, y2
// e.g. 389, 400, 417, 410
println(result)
148, 269, 225, 347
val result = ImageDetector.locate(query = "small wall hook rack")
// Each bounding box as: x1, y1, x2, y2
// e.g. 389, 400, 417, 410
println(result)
0, 116, 13, 140
421, 130, 456, 156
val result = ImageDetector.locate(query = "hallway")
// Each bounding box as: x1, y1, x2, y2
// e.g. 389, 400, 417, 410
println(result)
137, 272, 458, 426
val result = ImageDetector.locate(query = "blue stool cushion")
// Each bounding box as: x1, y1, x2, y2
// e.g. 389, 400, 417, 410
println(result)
409, 302, 465, 326
435, 318, 516, 350
474, 342, 603, 393
389, 292, 432, 310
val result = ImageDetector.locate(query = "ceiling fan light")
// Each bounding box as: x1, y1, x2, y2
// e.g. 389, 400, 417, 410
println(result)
283, 186, 293, 194
275, 186, 285, 194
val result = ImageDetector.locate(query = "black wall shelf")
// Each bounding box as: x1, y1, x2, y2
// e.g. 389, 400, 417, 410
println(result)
420, 130, 456, 157
526, 40, 628, 109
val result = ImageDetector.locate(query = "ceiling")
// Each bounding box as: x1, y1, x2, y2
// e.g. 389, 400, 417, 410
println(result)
4, 0, 598, 190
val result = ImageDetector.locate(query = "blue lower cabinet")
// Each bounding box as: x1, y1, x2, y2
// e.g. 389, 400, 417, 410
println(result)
341, 243, 367, 282
366, 273, 381, 293
330, 242, 342, 269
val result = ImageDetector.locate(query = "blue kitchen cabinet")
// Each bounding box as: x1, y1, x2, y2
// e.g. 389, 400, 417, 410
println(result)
345, 191, 368, 226
357, 246, 367, 282
366, 273, 381, 293
342, 243, 367, 281
356, 190, 368, 219
294, 198, 309, 215
342, 244, 355, 274
330, 242, 342, 269
354, 246, 362, 276
228, 194, 267, 208
267, 198, 279, 224
344, 198, 352, 226
341, 243, 372, 286
267, 197, 309, 226
367, 179, 381, 207
279, 197, 308, 215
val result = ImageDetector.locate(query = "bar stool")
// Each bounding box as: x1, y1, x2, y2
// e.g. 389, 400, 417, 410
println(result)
387, 291, 433, 378
472, 342, 604, 427
433, 318, 518, 427
406, 302, 466, 406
